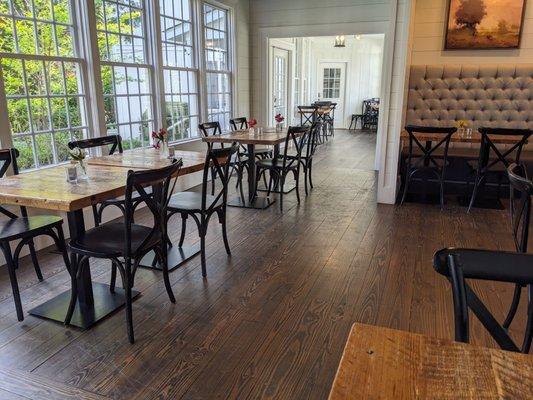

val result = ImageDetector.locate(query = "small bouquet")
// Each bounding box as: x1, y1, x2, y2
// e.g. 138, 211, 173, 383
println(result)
456, 119, 469, 129
248, 118, 257, 128
152, 128, 168, 149
275, 114, 285, 124
69, 147, 88, 178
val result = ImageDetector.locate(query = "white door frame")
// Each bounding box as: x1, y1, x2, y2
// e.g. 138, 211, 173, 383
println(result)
268, 39, 295, 124
256, 1, 412, 204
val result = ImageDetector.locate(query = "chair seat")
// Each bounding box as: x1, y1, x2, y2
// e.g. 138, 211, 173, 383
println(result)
168, 192, 223, 212
69, 222, 160, 258
256, 158, 298, 170
240, 148, 272, 157
434, 248, 533, 285
0, 215, 63, 241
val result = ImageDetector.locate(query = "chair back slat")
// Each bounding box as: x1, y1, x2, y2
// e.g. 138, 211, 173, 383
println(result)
404, 125, 457, 170
230, 117, 248, 130
68, 135, 123, 155
478, 128, 532, 171
123, 159, 182, 257
0, 148, 27, 219
508, 163, 533, 253
298, 105, 318, 126
201, 144, 238, 212
280, 126, 309, 170
199, 121, 224, 150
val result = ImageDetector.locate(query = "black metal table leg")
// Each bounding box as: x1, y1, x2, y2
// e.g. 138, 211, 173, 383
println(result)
228, 143, 275, 209
28, 209, 140, 329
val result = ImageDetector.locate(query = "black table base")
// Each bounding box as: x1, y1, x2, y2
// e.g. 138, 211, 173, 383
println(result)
256, 181, 296, 194
228, 196, 275, 209
139, 244, 200, 272
28, 282, 140, 330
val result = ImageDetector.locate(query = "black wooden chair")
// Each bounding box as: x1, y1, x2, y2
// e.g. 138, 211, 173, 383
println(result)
400, 125, 457, 209
298, 105, 318, 126
167, 144, 238, 277
199, 122, 247, 203
66, 159, 183, 343
256, 126, 310, 211
467, 127, 532, 213
288, 122, 320, 195
68, 135, 148, 226
313, 101, 334, 140
433, 163, 533, 353
0, 148, 70, 321
230, 117, 272, 160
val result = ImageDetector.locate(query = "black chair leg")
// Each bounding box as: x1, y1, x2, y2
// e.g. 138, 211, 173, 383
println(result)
64, 253, 78, 325
158, 245, 175, 303
217, 209, 231, 255
125, 285, 134, 344
210, 167, 216, 195
92, 205, 100, 227
2, 242, 23, 321
279, 174, 286, 212
522, 286, 533, 353
237, 167, 246, 204
308, 159, 314, 189
200, 232, 207, 277
399, 170, 412, 206
467, 175, 482, 213
294, 170, 301, 204
179, 215, 187, 247
503, 284, 522, 329
110, 265, 117, 293
27, 239, 43, 281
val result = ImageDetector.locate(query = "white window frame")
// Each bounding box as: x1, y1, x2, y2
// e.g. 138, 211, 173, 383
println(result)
0, 0, 94, 170
0, 0, 237, 171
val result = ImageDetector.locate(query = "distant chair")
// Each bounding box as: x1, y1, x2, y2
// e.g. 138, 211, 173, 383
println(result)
433, 163, 533, 353
399, 125, 457, 209
199, 121, 247, 203
229, 117, 272, 160
467, 127, 532, 213
0, 148, 70, 321
167, 144, 238, 277
256, 126, 310, 211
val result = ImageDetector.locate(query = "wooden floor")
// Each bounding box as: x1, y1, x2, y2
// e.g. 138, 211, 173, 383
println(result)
0, 130, 527, 399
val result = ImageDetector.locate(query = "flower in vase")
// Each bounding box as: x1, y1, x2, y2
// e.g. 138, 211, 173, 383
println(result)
152, 128, 168, 149
275, 114, 285, 124
68, 147, 86, 162
248, 118, 257, 128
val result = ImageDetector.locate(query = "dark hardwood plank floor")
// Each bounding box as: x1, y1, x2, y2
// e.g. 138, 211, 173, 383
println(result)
0, 130, 527, 399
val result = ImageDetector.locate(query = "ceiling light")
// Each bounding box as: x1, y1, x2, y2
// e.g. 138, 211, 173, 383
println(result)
334, 35, 345, 47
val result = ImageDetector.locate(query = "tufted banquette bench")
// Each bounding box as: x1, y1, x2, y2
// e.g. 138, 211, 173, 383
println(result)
401, 65, 533, 192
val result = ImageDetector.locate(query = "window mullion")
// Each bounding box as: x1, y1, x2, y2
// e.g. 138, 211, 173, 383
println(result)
79, 0, 107, 139
197, 0, 208, 124
0, 69, 14, 150
148, 0, 164, 133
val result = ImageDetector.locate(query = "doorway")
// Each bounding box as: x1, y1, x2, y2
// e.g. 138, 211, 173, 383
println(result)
272, 47, 290, 123
317, 62, 346, 128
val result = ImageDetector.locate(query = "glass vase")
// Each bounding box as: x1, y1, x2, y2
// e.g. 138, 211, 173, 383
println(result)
76, 160, 88, 181
161, 140, 170, 157
276, 123, 283, 133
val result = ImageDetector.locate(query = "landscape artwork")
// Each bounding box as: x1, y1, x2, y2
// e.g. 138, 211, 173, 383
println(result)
445, 0, 527, 49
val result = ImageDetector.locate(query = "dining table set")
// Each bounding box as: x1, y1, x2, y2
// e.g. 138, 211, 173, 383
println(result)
0, 122, 313, 337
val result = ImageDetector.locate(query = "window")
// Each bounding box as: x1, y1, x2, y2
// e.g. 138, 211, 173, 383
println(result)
0, 0, 89, 170
160, 0, 199, 141
203, 3, 231, 130
0, 0, 235, 170
95, 0, 153, 150
323, 68, 341, 98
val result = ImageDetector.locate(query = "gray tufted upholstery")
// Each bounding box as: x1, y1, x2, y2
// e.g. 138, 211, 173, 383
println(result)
406, 65, 533, 131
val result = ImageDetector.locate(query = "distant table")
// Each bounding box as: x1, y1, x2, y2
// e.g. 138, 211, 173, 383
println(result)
202, 128, 296, 209
329, 323, 533, 399
0, 148, 206, 329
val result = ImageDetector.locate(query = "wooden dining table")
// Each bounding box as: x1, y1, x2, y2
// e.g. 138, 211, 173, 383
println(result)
0, 147, 206, 329
329, 323, 533, 399
202, 128, 294, 210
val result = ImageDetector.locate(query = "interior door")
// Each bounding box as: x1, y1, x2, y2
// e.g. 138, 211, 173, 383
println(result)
272, 47, 289, 124
318, 62, 346, 128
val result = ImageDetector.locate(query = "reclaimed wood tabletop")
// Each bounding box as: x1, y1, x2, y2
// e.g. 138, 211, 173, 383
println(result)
201, 128, 295, 145
329, 323, 533, 400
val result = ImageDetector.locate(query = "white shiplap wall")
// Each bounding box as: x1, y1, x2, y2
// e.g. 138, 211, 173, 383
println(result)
248, 0, 412, 204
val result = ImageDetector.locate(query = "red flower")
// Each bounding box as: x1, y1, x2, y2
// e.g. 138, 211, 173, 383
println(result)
151, 131, 157, 138
275, 114, 284, 123
248, 118, 257, 127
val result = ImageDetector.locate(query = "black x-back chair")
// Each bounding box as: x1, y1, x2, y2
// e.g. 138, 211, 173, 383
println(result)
433, 163, 533, 353
199, 122, 247, 203
400, 125, 457, 209
256, 126, 310, 211
298, 105, 318, 127
467, 127, 532, 213
167, 145, 237, 277
66, 159, 183, 343
288, 122, 320, 196
68, 135, 147, 226
0, 149, 70, 321
230, 117, 272, 160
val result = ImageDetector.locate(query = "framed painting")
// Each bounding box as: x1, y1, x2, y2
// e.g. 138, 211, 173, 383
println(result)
444, 0, 527, 49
